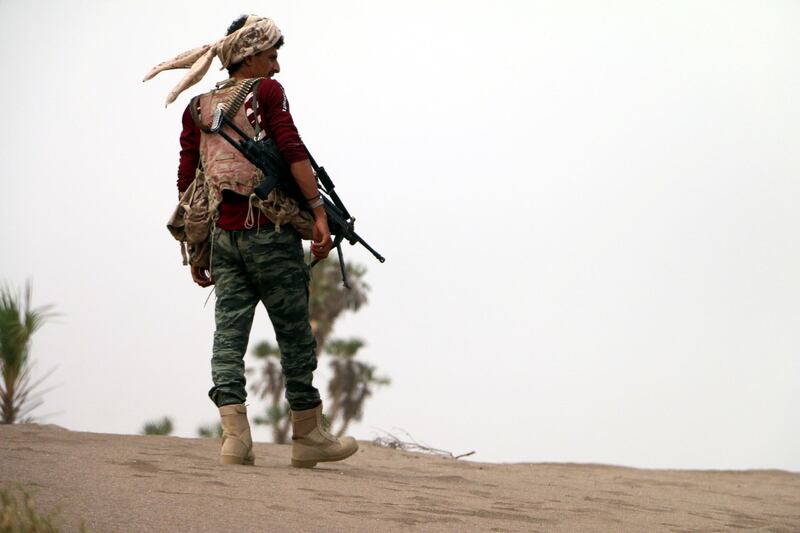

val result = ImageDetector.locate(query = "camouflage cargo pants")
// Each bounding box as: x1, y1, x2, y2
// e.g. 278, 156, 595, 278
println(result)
208, 224, 320, 411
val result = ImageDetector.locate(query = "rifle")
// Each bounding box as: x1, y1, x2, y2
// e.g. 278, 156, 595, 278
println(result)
209, 107, 385, 288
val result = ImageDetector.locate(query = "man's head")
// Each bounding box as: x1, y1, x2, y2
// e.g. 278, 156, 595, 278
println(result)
143, 14, 283, 105
225, 15, 284, 77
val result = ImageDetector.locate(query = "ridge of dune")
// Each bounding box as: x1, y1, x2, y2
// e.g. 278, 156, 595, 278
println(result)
1, 424, 798, 532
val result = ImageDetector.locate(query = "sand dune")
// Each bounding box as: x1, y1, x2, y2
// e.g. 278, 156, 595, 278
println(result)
1, 424, 798, 532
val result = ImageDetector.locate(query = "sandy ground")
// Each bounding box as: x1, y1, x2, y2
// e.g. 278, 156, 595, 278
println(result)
1, 424, 798, 532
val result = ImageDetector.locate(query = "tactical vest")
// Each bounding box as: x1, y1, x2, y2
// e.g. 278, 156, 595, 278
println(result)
187, 78, 315, 239
191, 79, 263, 215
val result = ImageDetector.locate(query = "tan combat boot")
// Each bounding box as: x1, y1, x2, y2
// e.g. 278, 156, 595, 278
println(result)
218, 403, 255, 465
291, 403, 358, 468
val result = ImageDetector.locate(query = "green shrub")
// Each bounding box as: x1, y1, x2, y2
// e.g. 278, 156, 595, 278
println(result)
0, 486, 88, 533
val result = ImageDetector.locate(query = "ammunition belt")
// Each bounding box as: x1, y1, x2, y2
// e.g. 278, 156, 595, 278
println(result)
190, 77, 262, 133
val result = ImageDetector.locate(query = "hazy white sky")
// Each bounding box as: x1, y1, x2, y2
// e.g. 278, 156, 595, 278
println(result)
1, 0, 798, 471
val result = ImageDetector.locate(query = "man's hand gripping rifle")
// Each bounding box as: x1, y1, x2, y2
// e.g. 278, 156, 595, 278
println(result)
209, 107, 385, 288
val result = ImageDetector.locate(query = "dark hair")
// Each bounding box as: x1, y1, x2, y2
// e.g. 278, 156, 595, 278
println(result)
225, 15, 284, 76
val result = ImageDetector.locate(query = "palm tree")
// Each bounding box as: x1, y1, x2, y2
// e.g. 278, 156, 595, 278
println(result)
308, 258, 369, 351
0, 282, 56, 424
326, 338, 390, 438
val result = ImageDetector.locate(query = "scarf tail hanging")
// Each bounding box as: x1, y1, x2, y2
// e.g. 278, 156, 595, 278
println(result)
143, 17, 282, 106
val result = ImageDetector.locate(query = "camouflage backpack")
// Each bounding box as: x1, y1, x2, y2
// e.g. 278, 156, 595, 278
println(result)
167, 167, 214, 268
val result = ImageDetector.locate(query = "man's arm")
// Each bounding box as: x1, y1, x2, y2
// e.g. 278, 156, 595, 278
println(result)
178, 104, 200, 195
257, 79, 332, 259
290, 159, 332, 259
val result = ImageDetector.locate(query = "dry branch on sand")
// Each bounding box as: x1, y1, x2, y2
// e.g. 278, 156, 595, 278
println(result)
372, 428, 475, 460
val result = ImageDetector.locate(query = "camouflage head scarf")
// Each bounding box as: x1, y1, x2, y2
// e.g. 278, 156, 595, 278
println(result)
143, 15, 282, 106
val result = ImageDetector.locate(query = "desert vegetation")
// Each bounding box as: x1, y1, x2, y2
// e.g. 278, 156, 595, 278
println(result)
0, 283, 56, 425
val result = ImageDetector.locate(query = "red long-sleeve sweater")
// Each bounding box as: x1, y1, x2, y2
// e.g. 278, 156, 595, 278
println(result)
177, 79, 308, 230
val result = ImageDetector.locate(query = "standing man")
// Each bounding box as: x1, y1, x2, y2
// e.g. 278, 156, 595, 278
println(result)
144, 15, 358, 468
